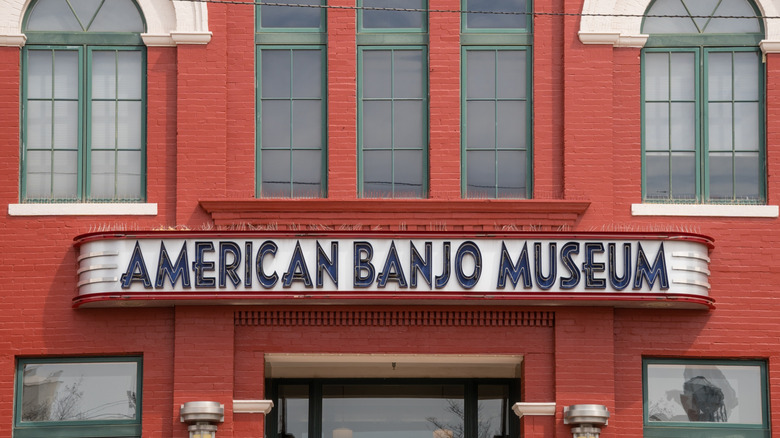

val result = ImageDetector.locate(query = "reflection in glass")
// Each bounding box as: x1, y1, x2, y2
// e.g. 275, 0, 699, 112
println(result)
322, 384, 464, 438
465, 0, 527, 30
646, 362, 764, 424
278, 385, 309, 438
362, 0, 425, 29
259, 0, 322, 29
21, 361, 137, 422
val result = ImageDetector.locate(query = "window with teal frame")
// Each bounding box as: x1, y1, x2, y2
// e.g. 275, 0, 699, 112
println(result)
643, 358, 769, 438
266, 379, 519, 438
21, 0, 146, 203
461, 0, 532, 199
14, 357, 142, 438
357, 0, 428, 198
256, 0, 327, 198
640, 0, 765, 204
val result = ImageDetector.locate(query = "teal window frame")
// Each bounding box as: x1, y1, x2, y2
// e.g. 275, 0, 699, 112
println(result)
356, 1, 429, 199
14, 356, 143, 438
255, 1, 327, 198
20, 44, 147, 203
461, 0, 531, 36
265, 378, 519, 438
641, 45, 766, 204
460, 0, 532, 199
461, 46, 532, 199
642, 358, 769, 438
357, 46, 429, 198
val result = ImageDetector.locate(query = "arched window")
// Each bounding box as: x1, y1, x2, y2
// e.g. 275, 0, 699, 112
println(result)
21, 0, 146, 202
641, 0, 765, 204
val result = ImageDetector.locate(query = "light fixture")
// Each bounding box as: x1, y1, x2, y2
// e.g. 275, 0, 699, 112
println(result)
563, 404, 610, 438
180, 401, 225, 438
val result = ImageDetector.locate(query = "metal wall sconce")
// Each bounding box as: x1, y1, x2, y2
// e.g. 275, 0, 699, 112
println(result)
180, 401, 225, 438
563, 404, 610, 438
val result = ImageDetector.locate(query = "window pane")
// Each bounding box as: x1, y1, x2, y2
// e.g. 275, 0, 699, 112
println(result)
322, 384, 464, 438
90, 150, 116, 198
734, 52, 759, 101
292, 50, 322, 99
478, 385, 509, 438
362, 101, 392, 149
467, 150, 496, 198
497, 101, 525, 149
705, 0, 761, 34
467, 51, 495, 99
292, 100, 322, 149
362, 0, 425, 29
734, 102, 759, 151
465, 0, 527, 29
92, 51, 117, 100
25, 151, 53, 198
735, 152, 760, 200
117, 101, 142, 149
644, 52, 669, 101
262, 100, 292, 148
363, 51, 392, 99
708, 102, 732, 151
91, 101, 116, 148
643, 0, 697, 33
645, 152, 670, 200
709, 152, 733, 200
52, 150, 77, 197
394, 149, 424, 197
116, 150, 143, 199
21, 361, 137, 422
646, 362, 764, 424
277, 385, 309, 438
292, 149, 322, 197
54, 100, 79, 149
25, 0, 82, 31
363, 149, 393, 197
28, 51, 53, 99
259, 0, 322, 29
26, 101, 53, 148
394, 50, 424, 99
708, 52, 733, 101
496, 51, 526, 99
89, 0, 144, 32
262, 50, 292, 99
671, 152, 696, 200
69, 0, 103, 29
117, 51, 142, 99
644, 102, 669, 150
670, 52, 694, 101
466, 101, 496, 149
394, 100, 424, 148
669, 102, 694, 151
262, 149, 292, 197
497, 150, 526, 198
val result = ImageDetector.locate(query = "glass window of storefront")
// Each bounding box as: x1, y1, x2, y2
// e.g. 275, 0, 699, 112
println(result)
267, 379, 518, 438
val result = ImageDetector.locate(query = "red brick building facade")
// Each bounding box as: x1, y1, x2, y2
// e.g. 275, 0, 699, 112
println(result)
1, 0, 779, 437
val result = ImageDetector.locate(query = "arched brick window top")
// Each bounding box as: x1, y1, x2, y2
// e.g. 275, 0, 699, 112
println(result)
578, 0, 780, 53
0, 0, 211, 47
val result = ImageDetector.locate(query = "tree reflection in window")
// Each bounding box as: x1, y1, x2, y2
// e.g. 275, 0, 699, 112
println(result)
21, 361, 138, 422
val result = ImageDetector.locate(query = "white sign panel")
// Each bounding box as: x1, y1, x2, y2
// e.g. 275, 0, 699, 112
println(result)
74, 232, 713, 309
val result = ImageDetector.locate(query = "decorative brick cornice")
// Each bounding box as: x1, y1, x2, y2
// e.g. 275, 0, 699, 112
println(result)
200, 199, 590, 231
235, 310, 555, 327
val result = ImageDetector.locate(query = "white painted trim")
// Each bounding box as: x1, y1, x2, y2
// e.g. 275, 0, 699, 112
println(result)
0, 34, 25, 47
8, 203, 158, 216
170, 31, 213, 45
233, 400, 274, 414
0, 0, 210, 46
578, 0, 780, 47
760, 40, 780, 53
512, 402, 556, 418
631, 204, 779, 218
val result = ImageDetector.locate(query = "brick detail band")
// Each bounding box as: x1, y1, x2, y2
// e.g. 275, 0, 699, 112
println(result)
235, 310, 554, 327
